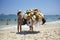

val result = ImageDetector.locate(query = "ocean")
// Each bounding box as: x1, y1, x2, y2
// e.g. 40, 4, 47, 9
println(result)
0, 15, 60, 28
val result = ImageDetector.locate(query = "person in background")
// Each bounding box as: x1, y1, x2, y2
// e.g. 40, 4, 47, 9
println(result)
17, 10, 22, 32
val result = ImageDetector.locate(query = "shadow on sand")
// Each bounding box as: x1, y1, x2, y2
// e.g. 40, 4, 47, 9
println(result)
16, 31, 40, 35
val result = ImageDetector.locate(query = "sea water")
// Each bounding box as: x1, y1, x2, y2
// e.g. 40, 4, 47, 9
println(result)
0, 15, 60, 28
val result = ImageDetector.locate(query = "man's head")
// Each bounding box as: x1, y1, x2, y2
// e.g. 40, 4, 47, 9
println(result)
33, 8, 38, 15
26, 9, 31, 14
17, 10, 21, 16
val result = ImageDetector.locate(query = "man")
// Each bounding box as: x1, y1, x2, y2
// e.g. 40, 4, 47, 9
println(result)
24, 9, 33, 31
17, 10, 22, 32
26, 16, 33, 31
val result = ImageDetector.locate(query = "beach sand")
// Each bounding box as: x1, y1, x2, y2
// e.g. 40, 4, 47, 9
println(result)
0, 20, 60, 40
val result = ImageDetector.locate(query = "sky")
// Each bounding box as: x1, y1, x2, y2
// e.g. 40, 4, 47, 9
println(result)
0, 0, 60, 15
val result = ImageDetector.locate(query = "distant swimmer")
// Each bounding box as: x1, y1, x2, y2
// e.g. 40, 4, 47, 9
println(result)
15, 19, 16, 21
6, 19, 9, 25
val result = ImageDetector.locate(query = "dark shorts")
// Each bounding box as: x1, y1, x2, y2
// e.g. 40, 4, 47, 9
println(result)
42, 18, 46, 24
22, 18, 27, 25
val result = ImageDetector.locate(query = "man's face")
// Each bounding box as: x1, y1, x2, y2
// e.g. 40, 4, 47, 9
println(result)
34, 10, 38, 13
18, 13, 21, 16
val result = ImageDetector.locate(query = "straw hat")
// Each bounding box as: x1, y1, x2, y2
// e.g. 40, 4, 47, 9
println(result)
26, 9, 31, 13
33, 8, 39, 12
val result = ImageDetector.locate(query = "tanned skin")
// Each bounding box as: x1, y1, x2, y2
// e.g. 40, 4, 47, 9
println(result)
17, 12, 22, 32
